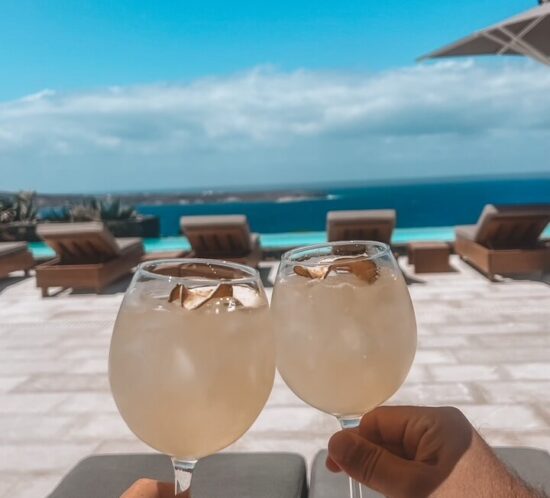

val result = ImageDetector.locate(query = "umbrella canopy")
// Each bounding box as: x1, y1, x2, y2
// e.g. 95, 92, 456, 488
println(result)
420, 1, 550, 65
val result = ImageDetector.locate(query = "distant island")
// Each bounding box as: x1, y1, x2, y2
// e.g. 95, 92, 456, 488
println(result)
0, 188, 325, 209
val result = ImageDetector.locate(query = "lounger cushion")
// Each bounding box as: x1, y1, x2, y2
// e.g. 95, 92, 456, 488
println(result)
327, 210, 396, 243
467, 204, 550, 249
116, 238, 144, 255
37, 222, 137, 263
181, 214, 249, 230
455, 225, 477, 241
181, 215, 254, 257
0, 242, 29, 258
327, 210, 396, 223
48, 453, 308, 498
309, 448, 550, 497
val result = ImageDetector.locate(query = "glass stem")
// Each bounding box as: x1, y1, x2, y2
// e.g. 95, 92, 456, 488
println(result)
338, 417, 363, 498
172, 458, 196, 495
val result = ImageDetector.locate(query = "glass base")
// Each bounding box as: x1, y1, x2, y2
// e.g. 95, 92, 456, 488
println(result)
172, 458, 196, 495
337, 416, 361, 430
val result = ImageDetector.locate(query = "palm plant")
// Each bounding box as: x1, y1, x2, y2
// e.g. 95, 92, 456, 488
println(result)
0, 191, 38, 223
97, 197, 136, 220
68, 196, 136, 222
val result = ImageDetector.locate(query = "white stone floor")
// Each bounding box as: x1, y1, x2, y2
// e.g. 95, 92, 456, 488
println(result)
0, 256, 549, 497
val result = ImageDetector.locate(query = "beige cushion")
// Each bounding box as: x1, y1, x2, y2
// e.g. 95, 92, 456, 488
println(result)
467, 204, 550, 249
180, 215, 253, 257
327, 209, 396, 223
37, 222, 134, 263
116, 238, 143, 254
180, 214, 248, 229
0, 242, 29, 258
327, 210, 396, 243
455, 225, 477, 241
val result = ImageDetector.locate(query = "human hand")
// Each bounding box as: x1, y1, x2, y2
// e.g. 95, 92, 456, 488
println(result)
121, 478, 189, 498
327, 406, 539, 498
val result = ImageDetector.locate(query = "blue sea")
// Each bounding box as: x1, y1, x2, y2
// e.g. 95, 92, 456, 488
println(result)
137, 176, 550, 237
28, 175, 550, 258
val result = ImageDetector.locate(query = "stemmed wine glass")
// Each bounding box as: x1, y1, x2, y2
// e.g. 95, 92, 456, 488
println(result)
109, 259, 275, 494
271, 242, 417, 497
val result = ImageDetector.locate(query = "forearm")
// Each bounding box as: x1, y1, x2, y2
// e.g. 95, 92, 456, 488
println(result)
432, 433, 546, 498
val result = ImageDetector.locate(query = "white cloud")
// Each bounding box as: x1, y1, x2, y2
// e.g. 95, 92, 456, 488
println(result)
1, 60, 550, 192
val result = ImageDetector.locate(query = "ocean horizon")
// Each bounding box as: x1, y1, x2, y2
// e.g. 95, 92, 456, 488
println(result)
135, 175, 550, 237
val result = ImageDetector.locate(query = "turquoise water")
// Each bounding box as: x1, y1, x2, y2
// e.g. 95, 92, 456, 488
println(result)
28, 225, 550, 259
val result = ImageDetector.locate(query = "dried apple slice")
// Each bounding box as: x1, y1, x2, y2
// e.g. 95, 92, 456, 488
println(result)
169, 283, 240, 310
293, 257, 378, 283
338, 259, 378, 284
294, 265, 333, 280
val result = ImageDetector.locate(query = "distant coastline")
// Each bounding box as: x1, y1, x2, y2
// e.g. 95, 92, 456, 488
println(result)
3, 174, 549, 236
3, 172, 548, 208
25, 187, 325, 209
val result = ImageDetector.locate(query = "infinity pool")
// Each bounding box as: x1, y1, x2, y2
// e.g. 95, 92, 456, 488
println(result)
28, 225, 550, 259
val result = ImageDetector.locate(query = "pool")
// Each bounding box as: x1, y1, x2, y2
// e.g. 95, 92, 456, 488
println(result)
28, 225, 550, 259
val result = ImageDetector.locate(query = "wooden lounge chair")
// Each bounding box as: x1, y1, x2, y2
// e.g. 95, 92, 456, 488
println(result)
35, 222, 144, 297
180, 215, 261, 267
0, 242, 34, 279
455, 204, 550, 279
327, 210, 396, 243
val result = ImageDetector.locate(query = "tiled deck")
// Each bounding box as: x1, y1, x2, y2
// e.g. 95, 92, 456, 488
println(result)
0, 256, 549, 497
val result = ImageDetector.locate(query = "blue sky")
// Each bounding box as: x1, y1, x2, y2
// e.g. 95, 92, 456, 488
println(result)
1, 0, 549, 192
0, 0, 532, 99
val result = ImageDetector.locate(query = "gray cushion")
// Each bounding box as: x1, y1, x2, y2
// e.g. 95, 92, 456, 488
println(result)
496, 447, 550, 493
48, 452, 308, 498
309, 450, 382, 498
309, 448, 550, 497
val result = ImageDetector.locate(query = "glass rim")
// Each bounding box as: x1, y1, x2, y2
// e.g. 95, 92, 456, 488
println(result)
137, 258, 261, 285
281, 240, 391, 265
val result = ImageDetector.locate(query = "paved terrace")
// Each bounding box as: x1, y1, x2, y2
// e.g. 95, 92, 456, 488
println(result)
0, 256, 549, 497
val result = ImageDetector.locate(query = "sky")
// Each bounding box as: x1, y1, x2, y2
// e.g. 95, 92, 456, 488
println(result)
1, 0, 549, 193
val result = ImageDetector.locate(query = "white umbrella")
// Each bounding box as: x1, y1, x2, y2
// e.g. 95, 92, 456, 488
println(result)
420, 0, 550, 66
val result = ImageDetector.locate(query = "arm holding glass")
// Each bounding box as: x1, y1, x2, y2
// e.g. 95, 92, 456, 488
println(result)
327, 405, 546, 498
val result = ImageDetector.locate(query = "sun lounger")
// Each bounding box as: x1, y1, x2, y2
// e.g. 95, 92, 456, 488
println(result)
48, 453, 308, 498
180, 214, 261, 267
35, 222, 144, 296
327, 210, 396, 243
0, 242, 34, 279
309, 448, 550, 497
455, 204, 550, 279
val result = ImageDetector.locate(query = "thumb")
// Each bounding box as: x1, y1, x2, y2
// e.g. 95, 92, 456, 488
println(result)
328, 430, 419, 497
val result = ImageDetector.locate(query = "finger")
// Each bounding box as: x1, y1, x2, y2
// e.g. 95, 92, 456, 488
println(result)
325, 455, 342, 473
156, 481, 181, 498
121, 478, 167, 498
359, 406, 436, 456
329, 430, 424, 497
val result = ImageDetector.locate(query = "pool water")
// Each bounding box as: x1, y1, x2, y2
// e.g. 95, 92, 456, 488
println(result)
28, 225, 550, 259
